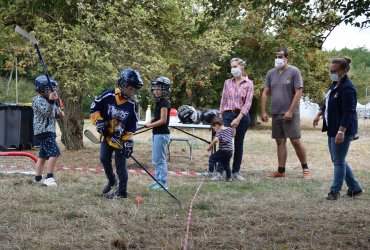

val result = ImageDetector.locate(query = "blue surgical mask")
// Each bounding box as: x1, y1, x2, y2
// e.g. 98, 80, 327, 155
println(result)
231, 67, 242, 77
275, 58, 285, 69
329, 73, 340, 82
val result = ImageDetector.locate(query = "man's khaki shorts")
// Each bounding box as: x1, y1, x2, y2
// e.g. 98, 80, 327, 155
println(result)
271, 114, 301, 139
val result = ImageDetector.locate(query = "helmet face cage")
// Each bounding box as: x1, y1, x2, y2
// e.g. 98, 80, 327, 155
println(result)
150, 84, 170, 101
150, 76, 170, 101
42, 85, 57, 94
178, 105, 197, 124
118, 68, 143, 99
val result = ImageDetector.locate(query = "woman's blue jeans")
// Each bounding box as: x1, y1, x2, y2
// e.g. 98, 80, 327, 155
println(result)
223, 111, 250, 173
152, 134, 170, 183
328, 135, 361, 193
100, 139, 128, 194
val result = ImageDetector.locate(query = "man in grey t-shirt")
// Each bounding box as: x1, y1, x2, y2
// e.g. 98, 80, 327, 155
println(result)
261, 48, 311, 179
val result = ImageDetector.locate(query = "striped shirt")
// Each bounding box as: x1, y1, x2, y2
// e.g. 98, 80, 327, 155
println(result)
219, 77, 254, 115
216, 127, 235, 151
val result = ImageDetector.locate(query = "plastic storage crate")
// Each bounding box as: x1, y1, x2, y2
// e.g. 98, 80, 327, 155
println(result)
0, 103, 34, 150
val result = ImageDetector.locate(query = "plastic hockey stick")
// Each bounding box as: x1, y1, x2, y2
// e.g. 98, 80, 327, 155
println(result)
84, 126, 149, 143
133, 127, 152, 135
84, 129, 101, 144
14, 25, 62, 108
84, 129, 182, 206
172, 127, 212, 144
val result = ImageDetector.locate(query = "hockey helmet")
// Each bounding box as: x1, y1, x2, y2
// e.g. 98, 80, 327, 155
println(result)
193, 110, 202, 124
35, 75, 57, 95
201, 109, 220, 125
178, 105, 197, 124
118, 68, 143, 89
151, 76, 170, 101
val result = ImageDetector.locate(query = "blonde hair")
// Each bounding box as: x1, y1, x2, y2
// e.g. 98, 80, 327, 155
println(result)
230, 58, 247, 76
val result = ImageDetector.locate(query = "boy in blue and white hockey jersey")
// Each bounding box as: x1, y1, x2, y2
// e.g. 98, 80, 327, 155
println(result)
90, 68, 143, 199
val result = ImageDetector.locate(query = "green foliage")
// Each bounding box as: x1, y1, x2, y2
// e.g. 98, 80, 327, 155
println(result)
1, 0, 368, 147
207, 1, 330, 110
0, 77, 35, 103
201, 0, 370, 47
0, 0, 233, 111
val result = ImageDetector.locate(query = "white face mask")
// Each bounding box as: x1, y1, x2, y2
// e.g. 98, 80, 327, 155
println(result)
275, 58, 285, 69
231, 67, 242, 77
329, 72, 340, 82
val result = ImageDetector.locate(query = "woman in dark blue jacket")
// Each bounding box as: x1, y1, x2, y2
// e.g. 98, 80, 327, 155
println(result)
313, 57, 364, 200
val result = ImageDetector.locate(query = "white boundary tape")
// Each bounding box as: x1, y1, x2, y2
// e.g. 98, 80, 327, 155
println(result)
0, 165, 205, 177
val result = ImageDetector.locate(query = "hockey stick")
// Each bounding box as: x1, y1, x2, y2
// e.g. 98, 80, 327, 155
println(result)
84, 129, 181, 206
133, 127, 152, 135
84, 129, 100, 144
172, 127, 211, 144
14, 25, 62, 108
84, 126, 149, 144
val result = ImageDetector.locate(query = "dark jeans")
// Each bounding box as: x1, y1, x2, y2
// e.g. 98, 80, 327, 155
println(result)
208, 149, 233, 179
223, 111, 250, 173
100, 139, 128, 194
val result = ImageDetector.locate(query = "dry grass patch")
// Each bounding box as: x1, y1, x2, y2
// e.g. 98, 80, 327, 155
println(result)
1, 120, 369, 249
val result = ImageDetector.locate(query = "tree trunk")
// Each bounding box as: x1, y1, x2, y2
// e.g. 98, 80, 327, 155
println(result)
248, 96, 259, 128
249, 110, 258, 128
58, 93, 84, 150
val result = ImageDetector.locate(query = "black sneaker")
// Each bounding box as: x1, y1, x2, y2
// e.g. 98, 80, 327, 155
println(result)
347, 189, 364, 198
352, 134, 360, 141
102, 179, 118, 195
103, 191, 128, 199
325, 192, 340, 200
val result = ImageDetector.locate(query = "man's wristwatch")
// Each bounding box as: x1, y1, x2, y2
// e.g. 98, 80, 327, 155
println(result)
337, 131, 345, 135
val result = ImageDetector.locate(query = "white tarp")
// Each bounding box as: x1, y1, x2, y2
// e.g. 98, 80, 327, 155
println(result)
356, 102, 370, 118
357, 102, 365, 109
300, 98, 320, 119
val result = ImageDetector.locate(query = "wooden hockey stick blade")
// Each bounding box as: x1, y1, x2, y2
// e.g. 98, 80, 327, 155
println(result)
15, 25, 38, 44
84, 130, 100, 144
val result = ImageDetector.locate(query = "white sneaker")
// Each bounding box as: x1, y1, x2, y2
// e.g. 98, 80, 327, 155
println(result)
233, 172, 245, 181
202, 171, 213, 177
211, 173, 222, 181
42, 177, 57, 187
34, 180, 42, 185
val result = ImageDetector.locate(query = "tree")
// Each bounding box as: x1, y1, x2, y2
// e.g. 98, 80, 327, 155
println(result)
0, 0, 233, 149
201, 1, 331, 126
201, 0, 370, 48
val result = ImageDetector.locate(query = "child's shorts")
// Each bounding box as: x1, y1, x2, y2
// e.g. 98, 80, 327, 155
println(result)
36, 133, 61, 159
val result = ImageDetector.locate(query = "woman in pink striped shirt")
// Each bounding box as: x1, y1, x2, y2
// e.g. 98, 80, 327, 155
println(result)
219, 58, 254, 181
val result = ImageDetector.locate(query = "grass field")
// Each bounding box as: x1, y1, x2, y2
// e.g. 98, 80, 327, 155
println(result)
0, 119, 369, 249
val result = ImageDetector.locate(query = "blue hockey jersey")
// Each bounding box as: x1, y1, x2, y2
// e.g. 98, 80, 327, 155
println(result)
90, 88, 137, 149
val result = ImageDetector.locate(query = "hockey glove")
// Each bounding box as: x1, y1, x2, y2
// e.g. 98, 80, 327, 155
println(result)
96, 120, 109, 136
124, 139, 134, 158
111, 125, 125, 144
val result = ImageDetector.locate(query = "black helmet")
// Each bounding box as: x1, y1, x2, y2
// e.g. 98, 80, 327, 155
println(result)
193, 110, 202, 124
201, 109, 220, 125
35, 75, 57, 95
178, 105, 197, 124
151, 76, 170, 101
118, 68, 143, 90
